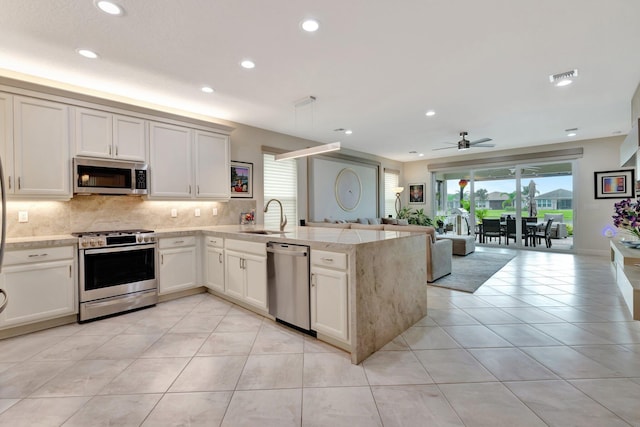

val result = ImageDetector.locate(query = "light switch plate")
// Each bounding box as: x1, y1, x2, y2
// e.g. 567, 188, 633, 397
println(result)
212, 207, 218, 216
171, 208, 178, 218
18, 211, 28, 223
195, 208, 201, 217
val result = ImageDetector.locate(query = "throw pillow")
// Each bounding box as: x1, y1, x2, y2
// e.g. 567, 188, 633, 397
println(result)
367, 218, 381, 225
357, 218, 368, 224
396, 219, 409, 226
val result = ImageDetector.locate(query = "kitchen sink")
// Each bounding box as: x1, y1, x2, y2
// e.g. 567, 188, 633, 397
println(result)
240, 230, 285, 235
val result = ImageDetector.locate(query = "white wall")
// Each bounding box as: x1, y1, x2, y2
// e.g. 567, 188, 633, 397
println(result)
404, 136, 625, 255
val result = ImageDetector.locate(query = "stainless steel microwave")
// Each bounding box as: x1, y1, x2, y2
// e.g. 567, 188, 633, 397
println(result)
73, 158, 149, 195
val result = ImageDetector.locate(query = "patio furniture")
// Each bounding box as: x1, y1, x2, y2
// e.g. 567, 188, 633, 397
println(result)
543, 213, 568, 239
482, 219, 502, 244
534, 218, 554, 248
505, 218, 535, 246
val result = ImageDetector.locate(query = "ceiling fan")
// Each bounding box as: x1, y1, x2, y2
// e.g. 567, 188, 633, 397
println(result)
433, 131, 494, 151
509, 166, 541, 174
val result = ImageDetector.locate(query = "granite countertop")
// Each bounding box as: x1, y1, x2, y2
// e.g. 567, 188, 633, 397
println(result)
3, 225, 419, 250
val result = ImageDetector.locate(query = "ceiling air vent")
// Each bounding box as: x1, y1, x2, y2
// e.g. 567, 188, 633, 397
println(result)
549, 69, 578, 86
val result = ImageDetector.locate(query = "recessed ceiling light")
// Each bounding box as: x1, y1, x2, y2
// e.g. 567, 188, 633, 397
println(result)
418, 153, 425, 157
425, 110, 436, 117
240, 59, 255, 69
201, 86, 214, 93
76, 49, 99, 59
344, 130, 353, 135
567, 132, 577, 137
95, 0, 124, 16
301, 19, 320, 32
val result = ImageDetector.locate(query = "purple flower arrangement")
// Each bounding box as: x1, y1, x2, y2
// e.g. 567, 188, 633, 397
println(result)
613, 198, 640, 238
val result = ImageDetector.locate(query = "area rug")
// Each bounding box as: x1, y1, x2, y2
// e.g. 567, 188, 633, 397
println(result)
430, 248, 517, 293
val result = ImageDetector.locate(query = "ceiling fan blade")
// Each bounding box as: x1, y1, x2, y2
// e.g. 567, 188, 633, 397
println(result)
432, 146, 456, 151
471, 143, 495, 148
469, 138, 492, 145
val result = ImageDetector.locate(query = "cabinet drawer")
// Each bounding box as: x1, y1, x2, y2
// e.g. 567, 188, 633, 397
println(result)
225, 239, 266, 256
4, 245, 75, 265
205, 236, 224, 248
311, 250, 347, 270
159, 235, 196, 249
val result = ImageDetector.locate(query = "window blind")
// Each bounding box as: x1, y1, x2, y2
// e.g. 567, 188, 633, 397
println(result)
384, 170, 399, 218
263, 153, 298, 229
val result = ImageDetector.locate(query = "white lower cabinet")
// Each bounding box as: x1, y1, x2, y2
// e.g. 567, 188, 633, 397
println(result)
0, 245, 76, 329
311, 250, 349, 343
224, 239, 267, 311
158, 236, 197, 295
204, 236, 225, 293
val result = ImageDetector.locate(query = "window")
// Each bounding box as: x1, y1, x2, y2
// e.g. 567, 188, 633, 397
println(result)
384, 169, 399, 218
263, 153, 297, 230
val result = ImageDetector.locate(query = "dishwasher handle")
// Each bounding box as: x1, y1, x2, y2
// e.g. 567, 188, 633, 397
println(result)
266, 243, 308, 257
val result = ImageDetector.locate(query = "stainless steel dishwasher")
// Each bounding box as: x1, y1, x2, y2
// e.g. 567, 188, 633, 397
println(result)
266, 242, 314, 336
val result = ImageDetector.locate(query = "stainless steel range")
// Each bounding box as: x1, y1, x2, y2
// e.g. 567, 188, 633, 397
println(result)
74, 229, 157, 322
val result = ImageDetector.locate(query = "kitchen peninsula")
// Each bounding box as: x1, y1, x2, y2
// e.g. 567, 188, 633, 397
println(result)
2, 226, 427, 364
191, 225, 427, 364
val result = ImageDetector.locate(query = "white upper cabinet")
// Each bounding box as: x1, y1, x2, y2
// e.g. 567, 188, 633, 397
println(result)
0, 93, 13, 193
12, 96, 70, 198
75, 107, 146, 162
149, 121, 192, 198
149, 122, 229, 200
194, 130, 230, 199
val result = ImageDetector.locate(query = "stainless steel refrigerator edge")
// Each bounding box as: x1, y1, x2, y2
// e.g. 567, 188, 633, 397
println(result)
266, 242, 313, 335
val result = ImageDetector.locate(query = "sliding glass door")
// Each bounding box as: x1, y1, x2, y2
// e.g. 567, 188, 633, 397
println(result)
433, 161, 574, 251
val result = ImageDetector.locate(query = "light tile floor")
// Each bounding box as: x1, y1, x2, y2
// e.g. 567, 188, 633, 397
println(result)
0, 248, 639, 426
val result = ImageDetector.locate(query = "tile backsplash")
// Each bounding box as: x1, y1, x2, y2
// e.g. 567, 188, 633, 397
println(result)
6, 196, 257, 237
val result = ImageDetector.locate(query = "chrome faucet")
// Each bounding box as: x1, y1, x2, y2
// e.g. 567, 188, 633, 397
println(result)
264, 198, 287, 231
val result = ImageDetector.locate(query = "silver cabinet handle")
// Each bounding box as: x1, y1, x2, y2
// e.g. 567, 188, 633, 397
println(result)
322, 257, 334, 262
28, 253, 48, 258
115, 146, 118, 156
17, 177, 21, 190
161, 254, 164, 264
108, 145, 112, 155
0, 289, 7, 314
69, 265, 72, 277
311, 273, 316, 287
7, 176, 10, 190
174, 240, 184, 244
188, 185, 192, 194
218, 253, 223, 263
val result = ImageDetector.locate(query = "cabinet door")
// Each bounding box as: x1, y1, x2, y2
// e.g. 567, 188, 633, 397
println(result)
113, 114, 146, 161
225, 251, 245, 300
158, 246, 197, 295
311, 266, 349, 342
0, 260, 76, 327
244, 253, 267, 310
75, 107, 112, 158
194, 130, 230, 199
205, 246, 225, 293
149, 121, 192, 198
13, 96, 70, 197
0, 93, 13, 194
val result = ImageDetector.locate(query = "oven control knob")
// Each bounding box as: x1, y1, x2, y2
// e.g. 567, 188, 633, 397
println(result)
98, 239, 106, 246
81, 240, 88, 248
143, 236, 150, 243
90, 239, 97, 247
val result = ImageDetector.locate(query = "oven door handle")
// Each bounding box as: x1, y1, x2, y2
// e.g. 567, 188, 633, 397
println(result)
84, 243, 156, 255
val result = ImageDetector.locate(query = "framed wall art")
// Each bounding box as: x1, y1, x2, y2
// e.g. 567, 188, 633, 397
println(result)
408, 182, 425, 204
594, 169, 635, 199
230, 161, 253, 198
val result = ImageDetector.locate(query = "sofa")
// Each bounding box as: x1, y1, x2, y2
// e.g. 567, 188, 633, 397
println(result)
543, 213, 568, 239
305, 220, 452, 282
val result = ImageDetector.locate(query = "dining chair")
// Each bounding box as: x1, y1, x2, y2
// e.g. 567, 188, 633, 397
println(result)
534, 218, 554, 248
482, 219, 502, 244
505, 218, 531, 246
